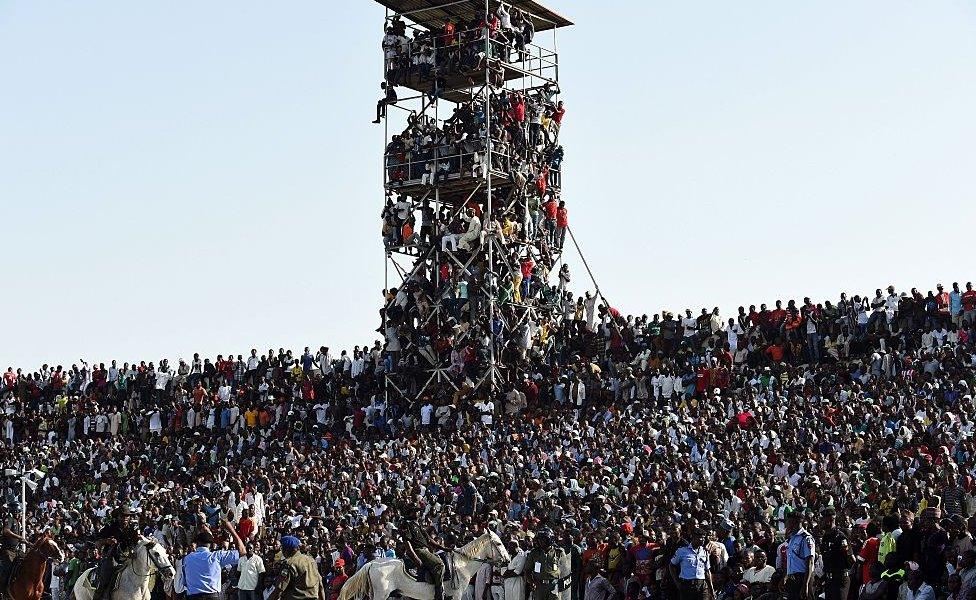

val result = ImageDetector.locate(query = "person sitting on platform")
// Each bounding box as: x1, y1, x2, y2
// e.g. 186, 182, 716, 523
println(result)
457, 209, 483, 252
373, 82, 397, 124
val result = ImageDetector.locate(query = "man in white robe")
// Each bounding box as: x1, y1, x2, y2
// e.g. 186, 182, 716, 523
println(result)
502, 542, 527, 600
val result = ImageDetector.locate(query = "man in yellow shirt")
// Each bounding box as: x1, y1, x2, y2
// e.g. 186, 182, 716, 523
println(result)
244, 408, 259, 428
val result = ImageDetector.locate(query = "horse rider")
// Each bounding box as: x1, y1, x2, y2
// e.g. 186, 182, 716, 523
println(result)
524, 529, 569, 600
0, 502, 27, 590
267, 535, 325, 600
401, 506, 449, 600
92, 506, 140, 600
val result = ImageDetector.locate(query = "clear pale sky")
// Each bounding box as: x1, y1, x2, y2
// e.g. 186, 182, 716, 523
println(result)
2, 1, 975, 369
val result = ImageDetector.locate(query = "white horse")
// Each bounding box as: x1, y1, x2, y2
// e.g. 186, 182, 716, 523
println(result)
72, 538, 175, 600
337, 531, 511, 600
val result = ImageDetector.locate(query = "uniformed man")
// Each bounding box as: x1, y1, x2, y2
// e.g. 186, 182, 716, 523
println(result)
268, 536, 325, 600
0, 502, 27, 589
525, 529, 569, 600
819, 508, 853, 600
561, 529, 583, 600
402, 506, 449, 600
784, 509, 815, 600
668, 525, 713, 600
92, 506, 141, 600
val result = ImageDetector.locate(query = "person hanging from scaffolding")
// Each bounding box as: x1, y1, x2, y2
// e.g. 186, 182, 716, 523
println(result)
457, 208, 482, 252
555, 201, 568, 250
373, 81, 397, 124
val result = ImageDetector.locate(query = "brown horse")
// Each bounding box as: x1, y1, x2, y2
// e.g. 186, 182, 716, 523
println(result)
4, 534, 65, 600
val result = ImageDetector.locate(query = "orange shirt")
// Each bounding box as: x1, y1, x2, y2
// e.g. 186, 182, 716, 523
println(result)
582, 543, 608, 572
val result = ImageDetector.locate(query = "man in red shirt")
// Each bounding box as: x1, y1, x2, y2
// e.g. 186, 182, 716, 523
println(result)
237, 507, 256, 541
536, 165, 549, 198
936, 283, 951, 325
962, 282, 976, 324
510, 93, 526, 123
858, 522, 882, 585
2, 368, 15, 391
520, 257, 535, 300
764, 341, 785, 363
442, 21, 456, 46
768, 301, 787, 331
542, 197, 557, 246
555, 201, 568, 249
327, 559, 348, 600
552, 101, 566, 139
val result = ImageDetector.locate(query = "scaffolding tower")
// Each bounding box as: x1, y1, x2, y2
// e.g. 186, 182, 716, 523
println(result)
375, 0, 573, 403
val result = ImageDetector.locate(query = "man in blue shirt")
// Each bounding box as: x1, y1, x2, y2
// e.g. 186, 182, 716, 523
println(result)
950, 283, 963, 326
669, 525, 714, 600
184, 519, 247, 600
784, 510, 815, 600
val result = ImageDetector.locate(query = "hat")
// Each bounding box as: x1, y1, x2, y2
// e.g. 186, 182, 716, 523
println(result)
334, 558, 346, 568
280, 536, 300, 551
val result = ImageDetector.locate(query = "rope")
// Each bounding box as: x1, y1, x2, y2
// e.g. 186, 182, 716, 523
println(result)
566, 226, 629, 354
566, 226, 609, 307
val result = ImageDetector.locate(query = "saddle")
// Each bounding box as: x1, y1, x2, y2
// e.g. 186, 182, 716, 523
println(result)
405, 554, 454, 584
88, 554, 129, 591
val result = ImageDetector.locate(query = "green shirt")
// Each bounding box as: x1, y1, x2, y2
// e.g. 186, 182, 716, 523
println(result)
279, 552, 322, 600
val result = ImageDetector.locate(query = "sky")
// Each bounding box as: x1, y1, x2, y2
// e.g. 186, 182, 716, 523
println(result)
1, 1, 975, 369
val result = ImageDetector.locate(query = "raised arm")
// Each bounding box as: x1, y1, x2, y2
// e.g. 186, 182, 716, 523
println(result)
221, 519, 246, 555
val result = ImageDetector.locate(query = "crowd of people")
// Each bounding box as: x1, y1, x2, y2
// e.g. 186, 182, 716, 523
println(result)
381, 86, 564, 195
380, 4, 539, 94
4, 8, 976, 600
374, 2, 569, 407
1, 280, 975, 600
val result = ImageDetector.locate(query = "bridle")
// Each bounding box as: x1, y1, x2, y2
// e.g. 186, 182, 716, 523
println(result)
129, 541, 174, 579
453, 535, 508, 569
30, 538, 65, 563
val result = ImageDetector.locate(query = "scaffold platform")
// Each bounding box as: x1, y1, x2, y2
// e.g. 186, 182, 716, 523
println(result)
374, 0, 572, 32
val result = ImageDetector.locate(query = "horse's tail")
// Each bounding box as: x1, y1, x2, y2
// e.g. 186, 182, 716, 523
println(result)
72, 568, 95, 600
337, 564, 372, 600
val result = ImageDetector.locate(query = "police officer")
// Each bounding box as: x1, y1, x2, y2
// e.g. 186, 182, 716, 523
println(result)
819, 508, 853, 600
0, 502, 27, 589
402, 506, 449, 600
525, 529, 569, 600
92, 506, 140, 600
268, 536, 325, 600
668, 524, 713, 600
784, 509, 816, 600
561, 529, 583, 600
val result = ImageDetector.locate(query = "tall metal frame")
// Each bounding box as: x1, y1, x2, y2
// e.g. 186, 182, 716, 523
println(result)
376, 0, 572, 402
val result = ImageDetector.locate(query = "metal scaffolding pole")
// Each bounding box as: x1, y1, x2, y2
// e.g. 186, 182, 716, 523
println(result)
484, 0, 496, 395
